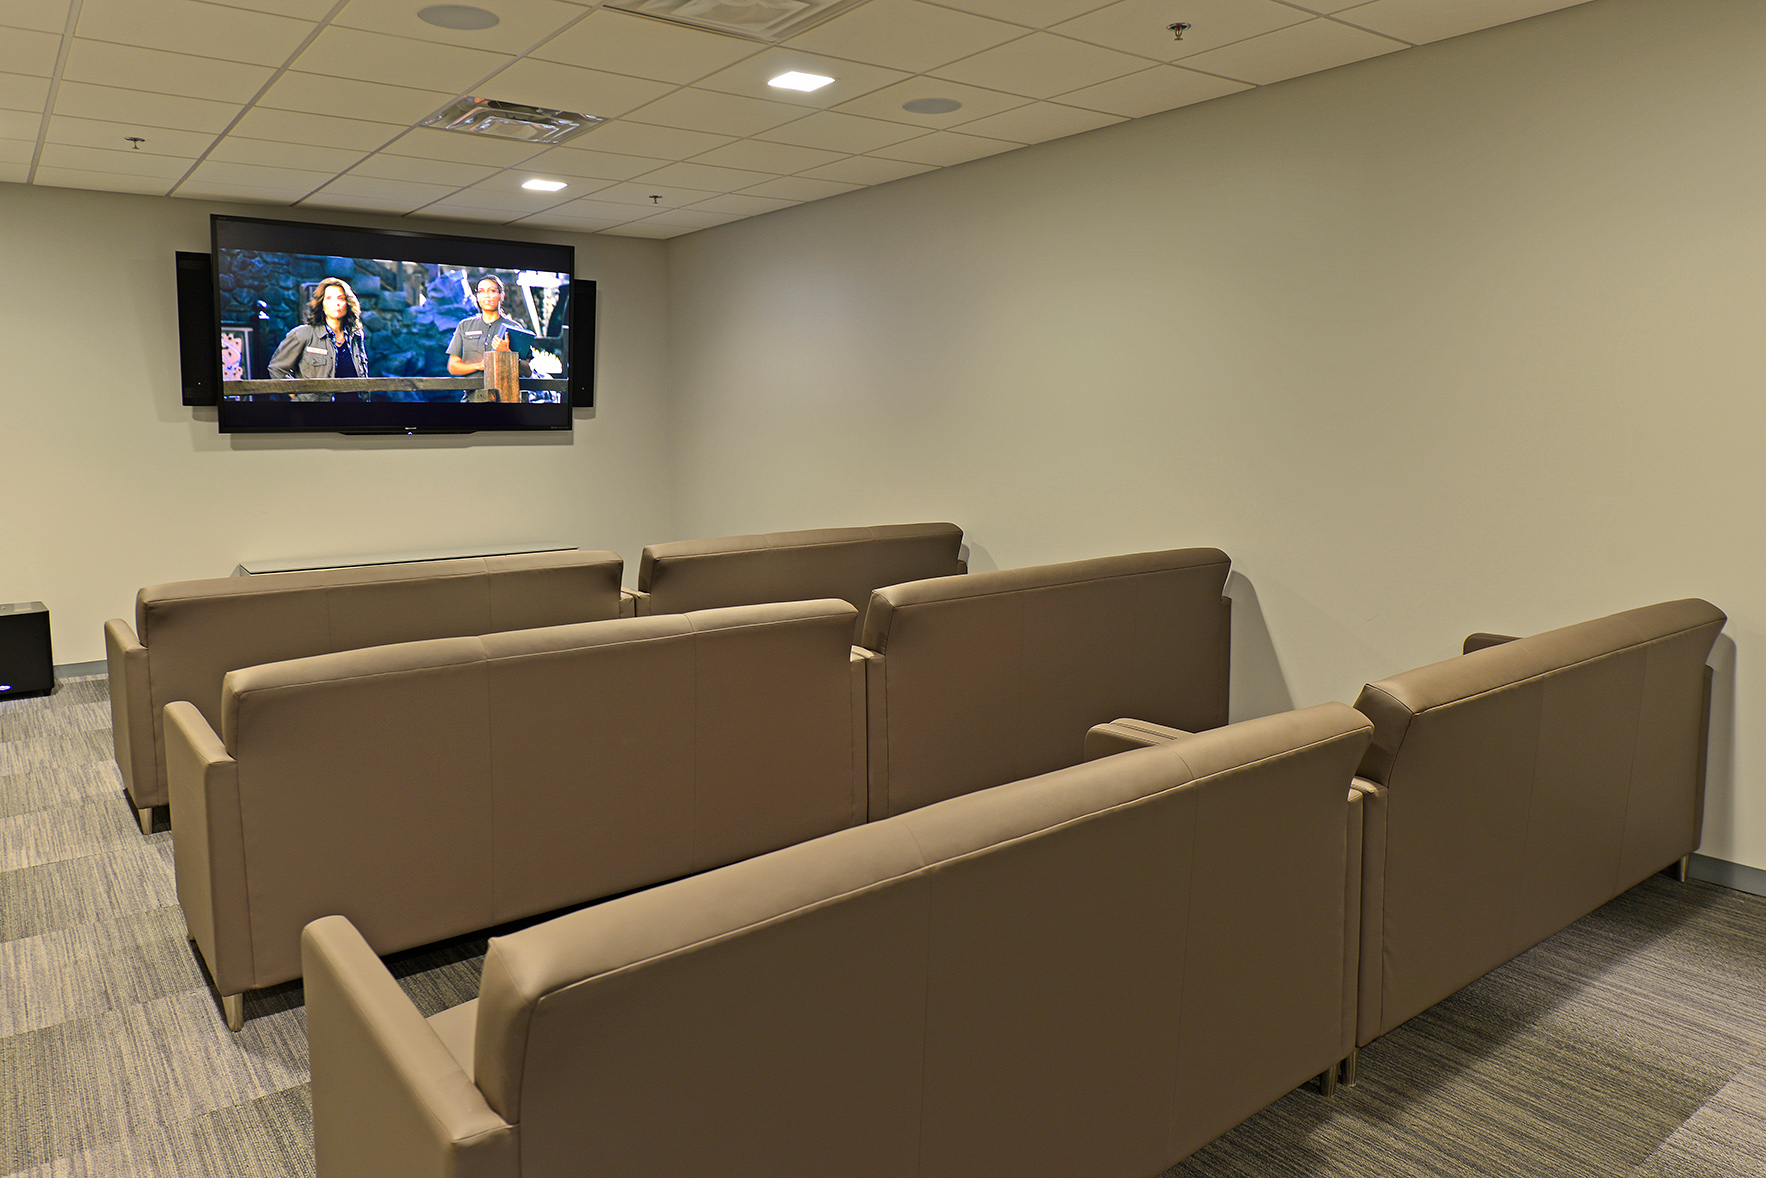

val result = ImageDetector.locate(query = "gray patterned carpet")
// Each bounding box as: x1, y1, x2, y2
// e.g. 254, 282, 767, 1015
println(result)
3, 675, 1765, 1176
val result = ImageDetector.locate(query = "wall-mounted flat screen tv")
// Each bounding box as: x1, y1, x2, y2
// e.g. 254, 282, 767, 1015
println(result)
213, 215, 578, 433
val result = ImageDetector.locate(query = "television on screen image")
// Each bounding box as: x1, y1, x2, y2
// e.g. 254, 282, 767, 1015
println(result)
212, 215, 583, 433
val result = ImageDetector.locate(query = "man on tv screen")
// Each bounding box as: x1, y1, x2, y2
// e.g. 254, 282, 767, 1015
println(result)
447, 274, 534, 402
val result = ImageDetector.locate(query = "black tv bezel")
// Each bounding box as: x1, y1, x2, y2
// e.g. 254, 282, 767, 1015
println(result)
211, 214, 579, 434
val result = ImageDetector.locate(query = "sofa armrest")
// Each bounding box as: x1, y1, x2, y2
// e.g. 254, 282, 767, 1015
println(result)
625, 587, 651, 616
1351, 775, 1387, 1048
303, 915, 517, 1178
1462, 632, 1520, 655
164, 702, 253, 1002
1083, 718, 1194, 761
104, 618, 155, 815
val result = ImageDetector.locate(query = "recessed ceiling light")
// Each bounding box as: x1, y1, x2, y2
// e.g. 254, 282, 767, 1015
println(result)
417, 4, 499, 30
769, 71, 835, 93
521, 178, 568, 192
902, 97, 962, 115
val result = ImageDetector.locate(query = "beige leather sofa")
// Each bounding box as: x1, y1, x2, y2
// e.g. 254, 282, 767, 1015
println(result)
857, 547, 1232, 819
629, 522, 965, 638
106, 551, 625, 832
304, 702, 1372, 1178
1350, 598, 1724, 1048
167, 599, 866, 1031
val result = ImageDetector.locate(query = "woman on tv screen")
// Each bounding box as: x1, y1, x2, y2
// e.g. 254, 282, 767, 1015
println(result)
267, 277, 370, 400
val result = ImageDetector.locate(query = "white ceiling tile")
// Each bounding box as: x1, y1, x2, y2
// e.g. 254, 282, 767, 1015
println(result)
0, 109, 39, 139
1335, 0, 1593, 45
381, 126, 546, 166
798, 154, 934, 185
208, 136, 368, 171
530, 9, 761, 85
335, 0, 588, 53
1176, 17, 1405, 85
693, 47, 909, 110
634, 160, 777, 191
786, 0, 1027, 73
600, 221, 696, 238
0, 0, 72, 34
691, 138, 844, 174
290, 27, 513, 91
182, 159, 335, 189
0, 162, 25, 183
542, 195, 655, 220
75, 0, 315, 67
479, 59, 674, 120
1054, 0, 1312, 63
685, 192, 799, 216
520, 144, 659, 181
205, 0, 337, 18
300, 192, 430, 213
632, 208, 743, 229
350, 152, 500, 185
740, 174, 861, 201
0, 72, 51, 114
577, 120, 734, 160
5, 29, 61, 74
53, 82, 241, 133
408, 202, 516, 223
34, 166, 175, 195
171, 182, 301, 204
63, 40, 274, 105
0, 138, 34, 165
316, 173, 460, 204
1057, 63, 1249, 117
832, 77, 1030, 128
46, 116, 217, 158
230, 108, 405, 151
38, 141, 199, 174
923, 0, 1116, 25
953, 100, 1124, 144
753, 110, 923, 153
871, 129, 1018, 166
259, 72, 452, 126
458, 169, 598, 198
931, 32, 1150, 100
513, 211, 627, 231
623, 88, 808, 138
1278, 0, 1373, 12
581, 181, 709, 208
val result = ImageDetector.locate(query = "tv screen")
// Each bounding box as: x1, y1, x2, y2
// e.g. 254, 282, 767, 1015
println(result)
212, 215, 581, 433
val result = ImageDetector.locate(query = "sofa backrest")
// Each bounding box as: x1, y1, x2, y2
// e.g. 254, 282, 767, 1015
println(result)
470, 702, 1370, 1177
859, 547, 1232, 818
216, 599, 862, 989
131, 551, 624, 807
637, 523, 965, 638
1352, 597, 1724, 1041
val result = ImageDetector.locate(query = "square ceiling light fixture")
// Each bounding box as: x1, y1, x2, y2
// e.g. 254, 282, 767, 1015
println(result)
420, 97, 604, 145
606, 0, 875, 43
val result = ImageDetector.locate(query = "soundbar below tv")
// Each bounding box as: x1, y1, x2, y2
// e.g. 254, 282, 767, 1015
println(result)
212, 215, 579, 434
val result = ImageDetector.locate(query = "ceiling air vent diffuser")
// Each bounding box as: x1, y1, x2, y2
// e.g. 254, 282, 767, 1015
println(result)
606, 0, 874, 43
419, 98, 604, 145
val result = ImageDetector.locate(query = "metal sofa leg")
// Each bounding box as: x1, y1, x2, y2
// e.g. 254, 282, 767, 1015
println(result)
137, 807, 154, 835
1316, 1064, 1338, 1097
1343, 1047, 1360, 1087
1678, 855, 1691, 883
223, 993, 244, 1033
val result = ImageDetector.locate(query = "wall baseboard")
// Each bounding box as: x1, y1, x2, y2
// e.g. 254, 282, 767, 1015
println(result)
55, 660, 107, 678
1689, 853, 1766, 899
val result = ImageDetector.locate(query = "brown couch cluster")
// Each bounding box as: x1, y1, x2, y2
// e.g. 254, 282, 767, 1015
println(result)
103, 525, 1724, 1175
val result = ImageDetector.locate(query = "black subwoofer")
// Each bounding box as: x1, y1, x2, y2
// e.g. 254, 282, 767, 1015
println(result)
0, 602, 54, 699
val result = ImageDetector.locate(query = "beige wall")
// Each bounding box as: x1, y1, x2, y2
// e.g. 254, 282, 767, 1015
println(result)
0, 183, 676, 665
664, 0, 1766, 867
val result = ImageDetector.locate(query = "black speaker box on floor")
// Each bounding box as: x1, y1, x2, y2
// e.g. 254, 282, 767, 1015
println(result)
176, 251, 219, 407
0, 602, 54, 700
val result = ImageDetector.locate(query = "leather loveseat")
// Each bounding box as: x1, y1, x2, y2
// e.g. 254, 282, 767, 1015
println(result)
105, 551, 625, 832
167, 599, 866, 1030
303, 702, 1372, 1178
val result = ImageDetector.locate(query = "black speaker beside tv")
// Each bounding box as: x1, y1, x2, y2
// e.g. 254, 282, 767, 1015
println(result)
570, 277, 596, 409
175, 251, 219, 407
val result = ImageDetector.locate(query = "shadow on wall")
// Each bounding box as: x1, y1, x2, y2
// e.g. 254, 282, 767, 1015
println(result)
1701, 632, 1738, 850
1225, 571, 1295, 724
959, 541, 998, 573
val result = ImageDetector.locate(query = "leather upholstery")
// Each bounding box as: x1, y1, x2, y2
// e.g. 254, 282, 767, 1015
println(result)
1352, 598, 1725, 1045
106, 551, 625, 811
860, 547, 1232, 818
634, 522, 965, 639
169, 600, 864, 1000
304, 702, 1371, 1178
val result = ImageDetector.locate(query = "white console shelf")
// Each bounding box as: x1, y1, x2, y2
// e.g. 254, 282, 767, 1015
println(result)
233, 542, 577, 577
